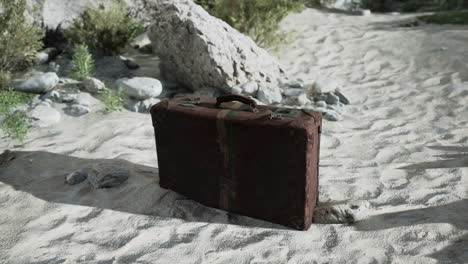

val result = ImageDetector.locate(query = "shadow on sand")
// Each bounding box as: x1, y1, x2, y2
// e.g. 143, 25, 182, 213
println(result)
0, 150, 292, 231
356, 146, 468, 263
399, 146, 468, 170
354, 200, 468, 263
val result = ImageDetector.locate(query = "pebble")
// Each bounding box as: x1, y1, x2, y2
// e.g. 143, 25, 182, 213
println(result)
283, 88, 303, 97
314, 76, 339, 94
87, 160, 130, 188
316, 100, 327, 108
257, 83, 282, 104
241, 81, 259, 95
324, 110, 342, 121
116, 77, 163, 100
325, 93, 340, 105
67, 104, 91, 116
65, 169, 88, 185
297, 93, 311, 106
83, 77, 106, 93
334, 90, 350, 105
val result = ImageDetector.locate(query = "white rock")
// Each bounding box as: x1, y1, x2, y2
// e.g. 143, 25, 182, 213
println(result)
131, 32, 151, 49
140, 98, 161, 113
241, 81, 259, 95
83, 77, 106, 93
257, 83, 282, 104
148, 1, 286, 93
116, 77, 163, 100
12, 72, 59, 94
72, 93, 100, 107
314, 76, 340, 94
193, 87, 222, 98
36, 51, 49, 65
283, 88, 303, 97
68, 104, 91, 116
40, 90, 61, 102
360, 9, 372, 16
231, 85, 243, 95
297, 93, 311, 106
28, 105, 61, 127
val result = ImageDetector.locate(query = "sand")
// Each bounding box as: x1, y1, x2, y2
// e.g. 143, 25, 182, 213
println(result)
1, 8, 467, 264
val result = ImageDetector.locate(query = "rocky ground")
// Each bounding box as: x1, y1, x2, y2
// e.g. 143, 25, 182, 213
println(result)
0, 5, 467, 264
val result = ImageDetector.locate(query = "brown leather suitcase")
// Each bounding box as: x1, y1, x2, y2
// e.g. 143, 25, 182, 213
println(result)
150, 94, 322, 230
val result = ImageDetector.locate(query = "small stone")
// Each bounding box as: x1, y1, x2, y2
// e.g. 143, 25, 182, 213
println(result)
40, 90, 61, 102
48, 62, 60, 73
316, 100, 327, 108
297, 93, 311, 106
65, 169, 88, 185
73, 92, 99, 107
120, 56, 140, 70
325, 93, 340, 105
139, 98, 161, 113
241, 81, 259, 95
283, 88, 303, 97
36, 51, 49, 65
83, 77, 106, 93
281, 79, 304, 89
314, 76, 339, 94
360, 9, 371, 16
116, 77, 163, 100
131, 32, 151, 49
28, 105, 61, 127
67, 104, 91, 116
87, 160, 130, 188
257, 83, 282, 104
334, 90, 350, 105
11, 72, 59, 94
61, 93, 78, 103
231, 85, 243, 95
193, 87, 221, 98
324, 110, 342, 121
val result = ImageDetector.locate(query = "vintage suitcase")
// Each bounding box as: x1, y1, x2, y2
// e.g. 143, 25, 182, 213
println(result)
150, 94, 322, 230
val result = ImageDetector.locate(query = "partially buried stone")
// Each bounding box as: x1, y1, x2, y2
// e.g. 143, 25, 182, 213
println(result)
325, 93, 340, 105
65, 169, 88, 185
334, 90, 350, 105
68, 104, 91, 116
87, 160, 130, 188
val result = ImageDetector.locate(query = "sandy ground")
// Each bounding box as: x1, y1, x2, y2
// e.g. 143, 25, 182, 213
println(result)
1, 8, 468, 264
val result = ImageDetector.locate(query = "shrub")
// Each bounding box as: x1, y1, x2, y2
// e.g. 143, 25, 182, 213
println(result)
99, 88, 124, 113
0, 88, 35, 115
1, 111, 29, 143
64, 1, 145, 56
195, 0, 306, 48
0, 0, 44, 89
68, 44, 94, 80
419, 10, 468, 24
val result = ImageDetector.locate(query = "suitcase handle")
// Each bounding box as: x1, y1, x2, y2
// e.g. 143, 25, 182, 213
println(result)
215, 94, 259, 113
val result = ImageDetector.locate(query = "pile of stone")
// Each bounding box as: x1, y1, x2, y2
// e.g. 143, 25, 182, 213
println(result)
5, 0, 351, 130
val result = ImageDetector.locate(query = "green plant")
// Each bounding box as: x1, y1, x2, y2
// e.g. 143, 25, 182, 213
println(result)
0, 87, 35, 114
195, 0, 306, 48
68, 44, 94, 80
65, 1, 145, 55
1, 111, 29, 143
99, 88, 124, 113
0, 88, 34, 143
0, 0, 44, 89
419, 10, 468, 24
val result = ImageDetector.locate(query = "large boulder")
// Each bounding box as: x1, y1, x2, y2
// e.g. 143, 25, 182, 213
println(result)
148, 0, 287, 93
